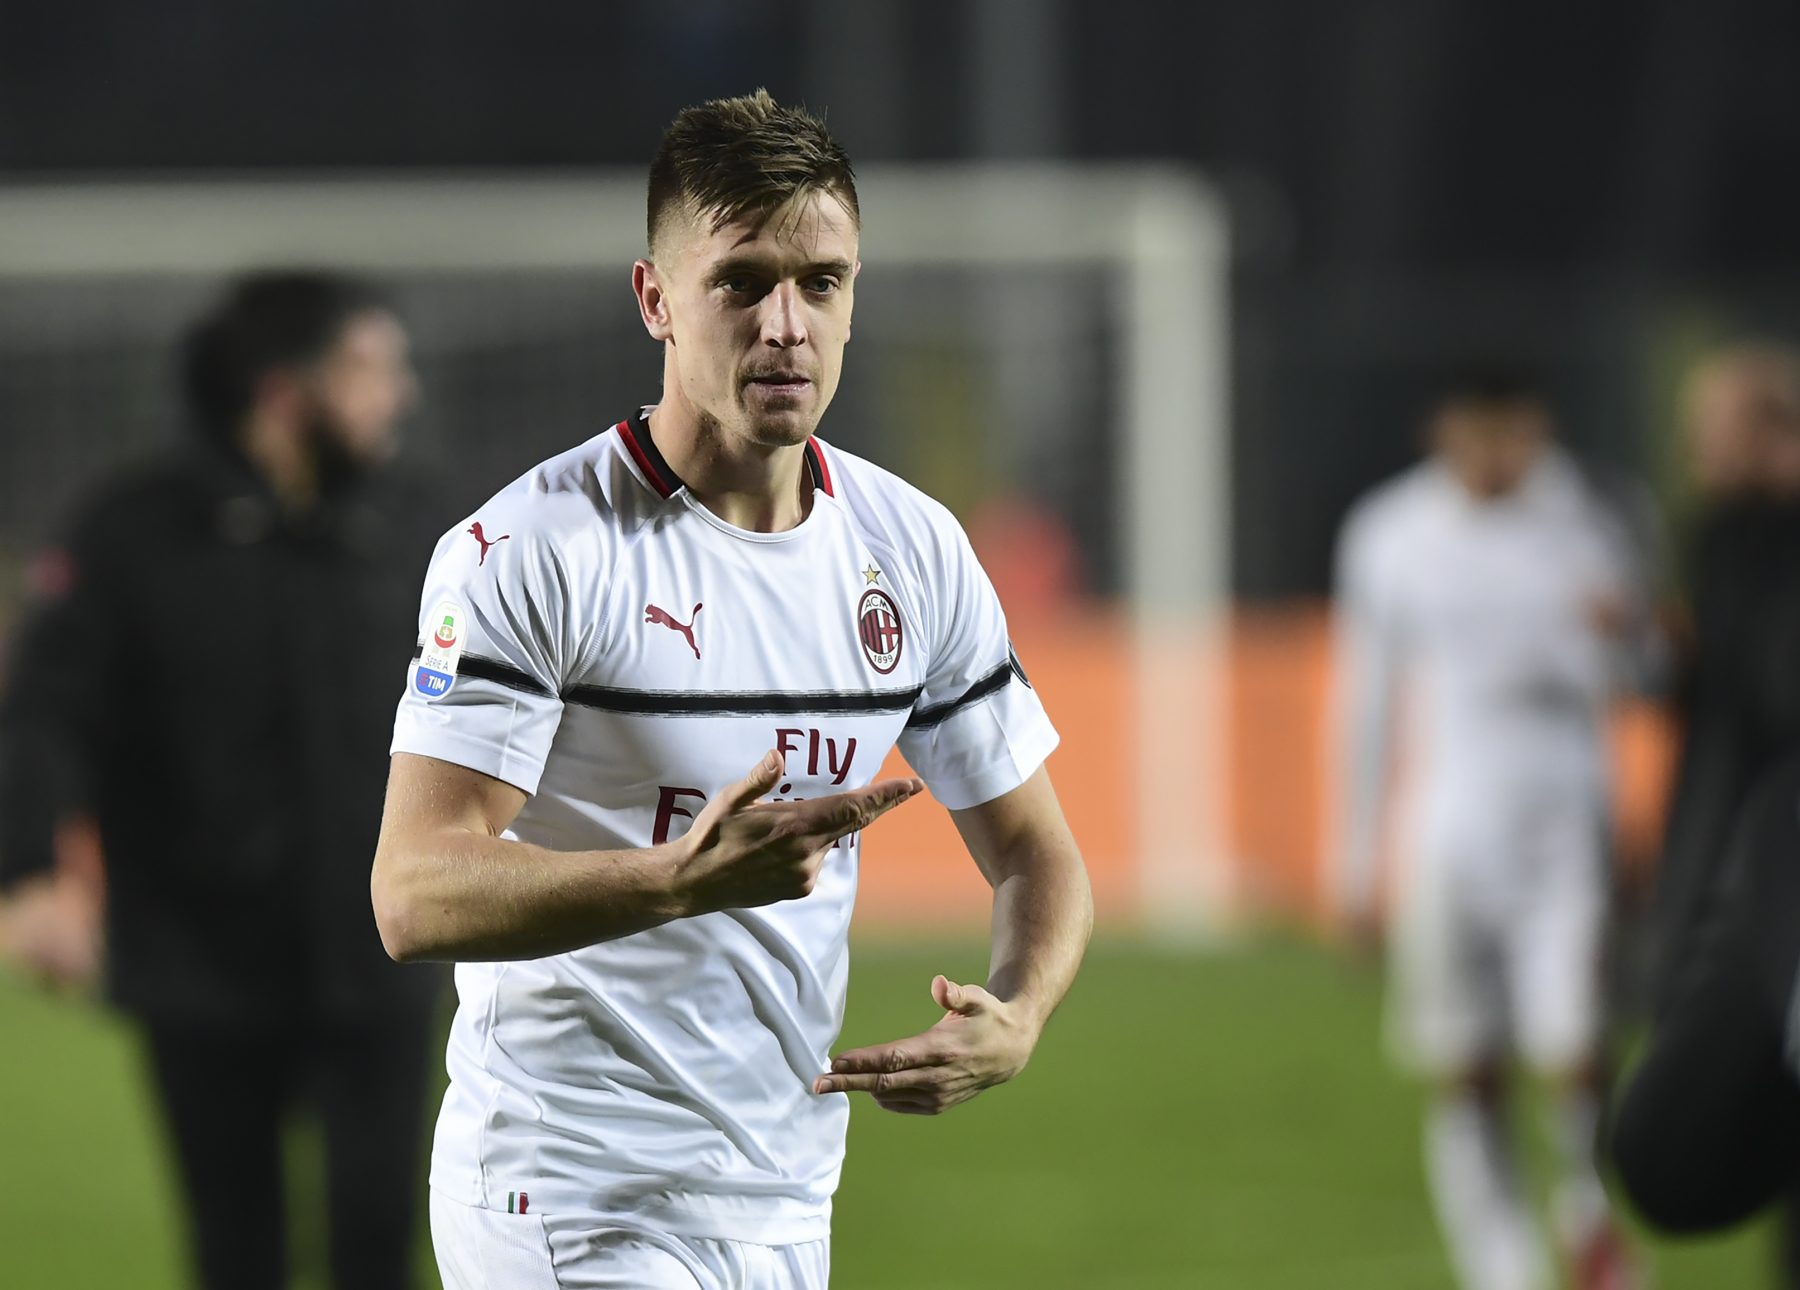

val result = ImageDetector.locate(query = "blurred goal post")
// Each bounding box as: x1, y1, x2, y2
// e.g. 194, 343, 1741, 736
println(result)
0, 165, 1233, 935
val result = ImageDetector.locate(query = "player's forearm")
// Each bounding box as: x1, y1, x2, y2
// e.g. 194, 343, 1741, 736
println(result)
982, 838, 1093, 1035
372, 828, 689, 963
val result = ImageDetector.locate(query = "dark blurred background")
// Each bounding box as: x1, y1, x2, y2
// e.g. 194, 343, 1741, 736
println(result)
9, 0, 1800, 594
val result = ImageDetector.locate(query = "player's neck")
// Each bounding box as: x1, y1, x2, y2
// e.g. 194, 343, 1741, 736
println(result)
646, 399, 812, 534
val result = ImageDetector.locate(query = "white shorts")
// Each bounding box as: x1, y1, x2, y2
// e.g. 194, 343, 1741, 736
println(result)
1387, 806, 1607, 1076
430, 1190, 831, 1290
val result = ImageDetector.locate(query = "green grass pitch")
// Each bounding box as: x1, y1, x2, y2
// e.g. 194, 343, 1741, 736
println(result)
0, 936, 1772, 1287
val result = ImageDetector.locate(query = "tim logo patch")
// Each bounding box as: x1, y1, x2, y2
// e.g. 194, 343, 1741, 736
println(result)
415, 599, 467, 700
857, 588, 903, 674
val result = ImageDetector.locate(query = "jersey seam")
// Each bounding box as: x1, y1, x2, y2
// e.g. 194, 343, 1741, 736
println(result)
474, 962, 509, 1209
570, 445, 674, 683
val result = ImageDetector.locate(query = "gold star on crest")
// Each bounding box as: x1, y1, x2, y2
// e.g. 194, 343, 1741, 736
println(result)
862, 565, 882, 585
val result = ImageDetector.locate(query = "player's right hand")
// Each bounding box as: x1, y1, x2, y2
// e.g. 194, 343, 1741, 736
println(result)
671, 750, 924, 914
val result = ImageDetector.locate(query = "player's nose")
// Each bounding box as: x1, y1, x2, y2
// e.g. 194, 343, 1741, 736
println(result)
761, 282, 808, 349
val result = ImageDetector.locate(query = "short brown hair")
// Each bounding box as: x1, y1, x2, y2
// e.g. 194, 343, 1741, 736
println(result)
646, 88, 859, 257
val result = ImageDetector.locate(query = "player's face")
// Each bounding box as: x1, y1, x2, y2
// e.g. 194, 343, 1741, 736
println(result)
1686, 362, 1800, 499
645, 190, 859, 448
1433, 401, 1549, 501
1686, 367, 1767, 496
305, 309, 418, 465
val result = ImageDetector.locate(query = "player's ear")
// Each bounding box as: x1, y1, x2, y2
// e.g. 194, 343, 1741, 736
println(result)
633, 261, 674, 342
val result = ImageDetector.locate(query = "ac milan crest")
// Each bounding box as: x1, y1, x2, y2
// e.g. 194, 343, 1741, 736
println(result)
856, 588, 903, 674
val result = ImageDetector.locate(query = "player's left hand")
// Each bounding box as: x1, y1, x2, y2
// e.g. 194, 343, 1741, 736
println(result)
0, 872, 103, 993
1584, 591, 1633, 640
811, 974, 1038, 1115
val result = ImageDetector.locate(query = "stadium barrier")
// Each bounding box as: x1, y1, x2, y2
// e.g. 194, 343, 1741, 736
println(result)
855, 602, 1678, 932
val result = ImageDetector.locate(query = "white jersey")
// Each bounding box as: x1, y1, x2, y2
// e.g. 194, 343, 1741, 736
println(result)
391, 413, 1057, 1243
1332, 447, 1648, 908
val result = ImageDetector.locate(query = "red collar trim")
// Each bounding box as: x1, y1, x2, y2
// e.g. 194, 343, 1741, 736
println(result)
614, 416, 682, 499
616, 416, 834, 501
806, 438, 835, 497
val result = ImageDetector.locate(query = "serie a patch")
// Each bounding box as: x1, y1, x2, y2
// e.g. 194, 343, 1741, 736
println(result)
415, 599, 467, 700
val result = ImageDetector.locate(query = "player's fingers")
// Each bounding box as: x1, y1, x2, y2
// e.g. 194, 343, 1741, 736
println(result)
803, 776, 924, 843
931, 974, 991, 1015
856, 774, 926, 809
831, 776, 923, 827
716, 750, 785, 814
825, 1033, 950, 1077
874, 1076, 987, 1114
863, 776, 925, 825
812, 1064, 947, 1096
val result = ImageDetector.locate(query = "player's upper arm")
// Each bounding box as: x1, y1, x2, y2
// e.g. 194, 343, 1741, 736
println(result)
948, 765, 1079, 887
371, 752, 528, 956
379, 750, 529, 843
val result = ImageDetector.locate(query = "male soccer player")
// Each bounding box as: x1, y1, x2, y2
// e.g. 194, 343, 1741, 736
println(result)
1332, 372, 1652, 1290
372, 90, 1093, 1288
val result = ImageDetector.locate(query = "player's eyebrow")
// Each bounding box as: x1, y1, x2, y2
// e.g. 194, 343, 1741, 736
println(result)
709, 256, 853, 281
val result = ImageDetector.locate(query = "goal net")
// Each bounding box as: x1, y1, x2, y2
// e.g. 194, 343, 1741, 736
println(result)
0, 166, 1233, 935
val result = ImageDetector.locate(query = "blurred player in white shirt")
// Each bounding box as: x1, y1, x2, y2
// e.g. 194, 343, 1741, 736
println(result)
1333, 372, 1652, 1290
371, 89, 1092, 1290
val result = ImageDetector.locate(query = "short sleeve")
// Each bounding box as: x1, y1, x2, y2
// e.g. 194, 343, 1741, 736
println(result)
1329, 496, 1408, 913
896, 529, 1058, 811
389, 512, 577, 795
1335, 501, 1397, 635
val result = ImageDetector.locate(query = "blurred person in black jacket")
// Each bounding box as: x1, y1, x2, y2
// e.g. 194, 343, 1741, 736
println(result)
1612, 751, 1800, 1235
1647, 341, 1800, 1288
0, 271, 447, 1290
1654, 342, 1800, 1001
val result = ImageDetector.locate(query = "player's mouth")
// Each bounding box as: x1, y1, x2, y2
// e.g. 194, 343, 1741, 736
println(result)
744, 371, 812, 400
